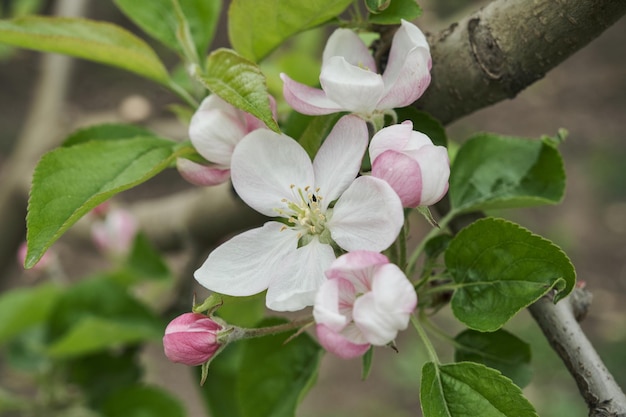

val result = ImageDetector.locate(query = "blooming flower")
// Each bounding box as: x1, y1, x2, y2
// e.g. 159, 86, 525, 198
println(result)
177, 94, 276, 186
163, 313, 224, 366
281, 19, 431, 122
91, 207, 138, 258
194, 115, 404, 312
369, 121, 449, 207
313, 251, 417, 359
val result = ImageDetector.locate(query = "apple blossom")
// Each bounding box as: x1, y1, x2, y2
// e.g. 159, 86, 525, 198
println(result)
163, 313, 224, 366
369, 121, 449, 207
176, 94, 276, 186
194, 115, 404, 312
313, 251, 417, 359
281, 19, 430, 124
91, 207, 138, 258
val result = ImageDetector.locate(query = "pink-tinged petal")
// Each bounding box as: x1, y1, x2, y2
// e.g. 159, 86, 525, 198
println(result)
379, 21, 431, 108
322, 28, 376, 72
414, 146, 450, 206
313, 278, 350, 332
402, 130, 436, 157
265, 238, 336, 311
316, 323, 371, 359
369, 121, 413, 161
370, 264, 417, 317
231, 130, 315, 217
324, 250, 388, 293
91, 208, 138, 256
194, 222, 297, 297
189, 98, 247, 165
281, 73, 343, 115
320, 57, 384, 114
176, 158, 230, 186
313, 115, 368, 207
371, 150, 423, 207
328, 176, 403, 252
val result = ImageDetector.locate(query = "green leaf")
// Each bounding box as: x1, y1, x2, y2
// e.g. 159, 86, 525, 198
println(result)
198, 48, 279, 132
25, 136, 180, 268
215, 293, 266, 328
445, 218, 576, 331
449, 133, 565, 213
102, 384, 185, 417
369, 0, 422, 24
365, 0, 391, 14
228, 0, 353, 61
420, 361, 538, 417
395, 107, 447, 148
454, 329, 532, 388
0, 16, 170, 84
126, 232, 171, 282
238, 319, 324, 417
362, 346, 374, 380
47, 315, 161, 358
62, 123, 157, 147
0, 283, 61, 344
200, 344, 245, 417
114, 0, 221, 61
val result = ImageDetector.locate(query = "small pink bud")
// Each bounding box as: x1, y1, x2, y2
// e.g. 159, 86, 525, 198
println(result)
91, 208, 138, 258
163, 313, 224, 366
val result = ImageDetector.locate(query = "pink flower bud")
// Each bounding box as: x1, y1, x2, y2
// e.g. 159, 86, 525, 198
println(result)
163, 313, 224, 366
90, 208, 138, 258
370, 121, 449, 207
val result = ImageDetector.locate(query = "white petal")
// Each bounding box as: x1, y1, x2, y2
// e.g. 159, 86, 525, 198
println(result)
371, 264, 417, 317
266, 238, 336, 311
414, 145, 450, 206
231, 130, 315, 217
313, 115, 368, 207
402, 130, 436, 157
323, 28, 377, 72
369, 121, 413, 161
280, 73, 343, 115
320, 57, 384, 114
328, 176, 403, 252
194, 222, 297, 297
352, 292, 400, 345
325, 250, 389, 293
313, 278, 352, 332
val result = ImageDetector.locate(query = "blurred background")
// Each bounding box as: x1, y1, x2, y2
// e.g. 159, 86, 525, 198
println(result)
0, 0, 624, 416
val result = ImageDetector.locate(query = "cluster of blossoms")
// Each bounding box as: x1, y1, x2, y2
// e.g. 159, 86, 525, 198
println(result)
166, 20, 449, 364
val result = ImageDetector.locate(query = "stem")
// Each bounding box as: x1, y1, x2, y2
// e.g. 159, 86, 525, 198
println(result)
411, 314, 439, 364
168, 80, 199, 108
229, 316, 314, 342
406, 210, 455, 278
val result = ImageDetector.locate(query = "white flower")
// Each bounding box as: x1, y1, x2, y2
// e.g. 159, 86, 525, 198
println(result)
281, 20, 431, 122
314, 251, 417, 359
194, 116, 404, 311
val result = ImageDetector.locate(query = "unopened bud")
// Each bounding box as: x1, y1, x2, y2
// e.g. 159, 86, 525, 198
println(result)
163, 313, 225, 366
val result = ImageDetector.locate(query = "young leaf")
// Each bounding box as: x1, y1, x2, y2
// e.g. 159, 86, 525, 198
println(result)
198, 48, 279, 132
62, 123, 157, 147
368, 0, 423, 24
445, 218, 576, 331
238, 319, 324, 417
228, 0, 353, 61
101, 384, 185, 417
448, 134, 565, 213
114, 0, 221, 61
25, 137, 181, 268
0, 16, 170, 84
0, 283, 61, 344
454, 329, 532, 388
420, 361, 538, 417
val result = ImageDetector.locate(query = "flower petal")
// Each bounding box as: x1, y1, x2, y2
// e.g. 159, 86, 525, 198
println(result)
280, 73, 343, 115
176, 158, 230, 186
370, 264, 417, 318
352, 292, 398, 345
371, 150, 423, 207
322, 28, 376, 72
194, 222, 297, 297
414, 145, 450, 206
324, 250, 389, 292
368, 121, 413, 161
313, 115, 368, 207
231, 130, 315, 217
316, 323, 370, 359
379, 20, 431, 109
313, 278, 353, 332
320, 56, 384, 115
266, 238, 336, 311
328, 176, 403, 252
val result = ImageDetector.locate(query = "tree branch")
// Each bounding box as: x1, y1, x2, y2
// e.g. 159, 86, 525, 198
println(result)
417, 0, 626, 125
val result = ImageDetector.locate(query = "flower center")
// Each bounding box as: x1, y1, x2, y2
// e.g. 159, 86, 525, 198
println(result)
277, 185, 327, 237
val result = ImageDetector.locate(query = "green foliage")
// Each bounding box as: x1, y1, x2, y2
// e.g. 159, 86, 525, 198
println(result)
420, 361, 538, 417
368, 0, 423, 24
293, 113, 344, 159
0, 16, 170, 84
454, 329, 532, 387
114, 0, 221, 63
101, 384, 185, 417
445, 218, 576, 331
62, 123, 156, 147
365, 0, 391, 14
25, 136, 188, 268
198, 48, 280, 132
228, 0, 353, 61
449, 133, 565, 213
126, 232, 172, 282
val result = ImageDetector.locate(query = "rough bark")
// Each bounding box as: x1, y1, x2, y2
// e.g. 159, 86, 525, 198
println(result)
417, 0, 626, 124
